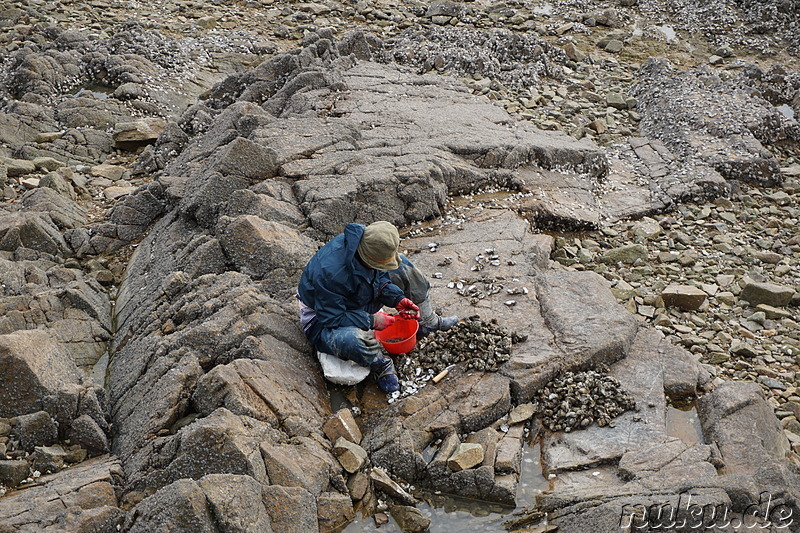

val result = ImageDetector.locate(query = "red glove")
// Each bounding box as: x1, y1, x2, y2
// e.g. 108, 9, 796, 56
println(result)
373, 311, 396, 331
395, 298, 419, 319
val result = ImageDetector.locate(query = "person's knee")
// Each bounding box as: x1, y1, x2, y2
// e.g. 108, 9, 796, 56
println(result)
320, 327, 378, 367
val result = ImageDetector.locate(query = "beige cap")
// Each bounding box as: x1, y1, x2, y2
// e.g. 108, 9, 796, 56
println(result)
357, 221, 400, 271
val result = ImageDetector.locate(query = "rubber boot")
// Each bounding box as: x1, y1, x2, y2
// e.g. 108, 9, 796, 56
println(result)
371, 355, 399, 393
417, 299, 458, 337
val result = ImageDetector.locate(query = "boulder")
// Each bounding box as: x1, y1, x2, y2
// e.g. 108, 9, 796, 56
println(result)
447, 443, 485, 472
0, 329, 83, 418
332, 437, 368, 473
112, 118, 166, 148
192, 356, 330, 435
22, 187, 86, 229
600, 244, 648, 264
216, 216, 316, 285
39, 169, 78, 200
316, 492, 354, 533
323, 409, 362, 445
126, 479, 217, 533
0, 211, 69, 255
739, 280, 795, 307
0, 459, 29, 487
390, 505, 431, 533
69, 414, 109, 453
161, 408, 270, 488
15, 410, 58, 451
197, 474, 273, 532
31, 445, 68, 474
661, 285, 708, 311
0, 157, 36, 177
508, 403, 536, 425
697, 381, 790, 473
208, 136, 279, 180
369, 467, 417, 505
260, 437, 340, 497
261, 485, 318, 533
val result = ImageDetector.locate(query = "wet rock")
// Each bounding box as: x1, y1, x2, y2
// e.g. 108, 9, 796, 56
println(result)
390, 505, 431, 533
197, 474, 272, 532
317, 491, 354, 533
323, 409, 363, 445
333, 437, 368, 473
541, 329, 679, 473
494, 433, 523, 475
447, 442, 484, 472
661, 285, 708, 311
369, 467, 417, 505
740, 280, 795, 307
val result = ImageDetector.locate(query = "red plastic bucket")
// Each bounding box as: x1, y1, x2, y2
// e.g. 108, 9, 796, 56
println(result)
375, 317, 419, 354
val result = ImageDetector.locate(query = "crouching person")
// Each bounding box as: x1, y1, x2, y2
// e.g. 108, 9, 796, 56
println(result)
297, 221, 458, 393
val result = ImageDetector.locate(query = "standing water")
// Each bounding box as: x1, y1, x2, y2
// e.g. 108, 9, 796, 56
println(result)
342, 442, 550, 532
666, 402, 704, 447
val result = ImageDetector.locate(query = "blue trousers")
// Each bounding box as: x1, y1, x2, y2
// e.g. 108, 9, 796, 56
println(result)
300, 254, 430, 367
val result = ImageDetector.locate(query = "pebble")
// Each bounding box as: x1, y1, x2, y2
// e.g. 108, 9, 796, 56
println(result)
552, 168, 800, 417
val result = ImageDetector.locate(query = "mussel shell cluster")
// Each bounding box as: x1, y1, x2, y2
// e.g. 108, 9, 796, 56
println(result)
393, 316, 527, 399
536, 366, 636, 432
416, 315, 526, 371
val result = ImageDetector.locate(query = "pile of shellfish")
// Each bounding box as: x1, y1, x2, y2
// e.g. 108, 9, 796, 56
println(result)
535, 367, 636, 432
391, 316, 527, 400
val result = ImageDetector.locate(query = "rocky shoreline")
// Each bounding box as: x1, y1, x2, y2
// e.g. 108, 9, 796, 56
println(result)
1, 0, 799, 532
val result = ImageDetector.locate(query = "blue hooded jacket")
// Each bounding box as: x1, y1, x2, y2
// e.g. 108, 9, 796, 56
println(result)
298, 223, 405, 342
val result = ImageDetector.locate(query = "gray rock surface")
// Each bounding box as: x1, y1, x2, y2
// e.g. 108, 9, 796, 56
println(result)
0, 8, 798, 532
